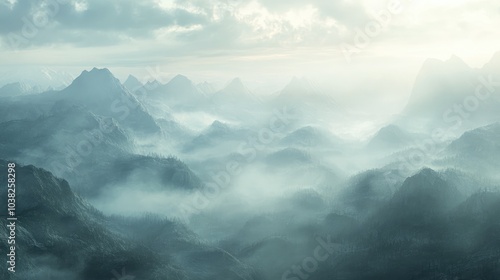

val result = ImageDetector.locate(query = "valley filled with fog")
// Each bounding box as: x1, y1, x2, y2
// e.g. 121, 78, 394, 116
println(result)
1, 52, 500, 280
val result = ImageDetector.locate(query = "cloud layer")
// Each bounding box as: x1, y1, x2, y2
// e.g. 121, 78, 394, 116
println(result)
0, 0, 499, 75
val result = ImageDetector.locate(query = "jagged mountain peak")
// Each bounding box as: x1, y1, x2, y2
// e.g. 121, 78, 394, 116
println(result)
84, 67, 114, 78
125, 74, 140, 82
0, 81, 41, 97
280, 76, 315, 96
219, 77, 250, 95
62, 67, 131, 102
158, 74, 201, 99
146, 79, 161, 88
482, 51, 500, 73
395, 168, 461, 203
409, 167, 451, 184
207, 120, 230, 132
402, 55, 476, 118
168, 74, 193, 86
397, 168, 443, 195
197, 81, 216, 95
385, 168, 465, 218
123, 74, 143, 90
367, 124, 417, 149
446, 54, 469, 67
414, 167, 439, 177
418, 55, 471, 76
227, 77, 244, 87
56, 68, 160, 134
68, 67, 122, 91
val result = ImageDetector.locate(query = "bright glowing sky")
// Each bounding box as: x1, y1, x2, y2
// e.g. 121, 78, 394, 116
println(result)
0, 0, 499, 92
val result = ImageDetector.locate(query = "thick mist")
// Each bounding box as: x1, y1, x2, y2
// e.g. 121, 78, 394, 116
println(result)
1, 52, 500, 279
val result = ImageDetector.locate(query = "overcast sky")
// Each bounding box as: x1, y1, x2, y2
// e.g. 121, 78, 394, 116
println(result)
0, 0, 499, 95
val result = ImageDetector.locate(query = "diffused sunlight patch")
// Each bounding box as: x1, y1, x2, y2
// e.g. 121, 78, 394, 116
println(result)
73, 0, 88, 12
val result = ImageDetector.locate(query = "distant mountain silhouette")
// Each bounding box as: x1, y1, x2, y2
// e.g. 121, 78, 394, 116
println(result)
367, 124, 424, 151
280, 126, 342, 148
148, 74, 205, 109
444, 122, 500, 173
59, 68, 160, 134
0, 82, 42, 97
123, 74, 143, 92
399, 55, 500, 130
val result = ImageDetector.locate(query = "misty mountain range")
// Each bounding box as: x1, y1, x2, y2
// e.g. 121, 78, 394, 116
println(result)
1, 52, 500, 279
